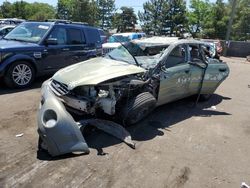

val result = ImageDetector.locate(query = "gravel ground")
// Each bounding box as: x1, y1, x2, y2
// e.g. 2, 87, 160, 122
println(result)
0, 57, 250, 188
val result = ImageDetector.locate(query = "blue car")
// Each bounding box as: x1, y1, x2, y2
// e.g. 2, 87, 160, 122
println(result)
0, 20, 102, 88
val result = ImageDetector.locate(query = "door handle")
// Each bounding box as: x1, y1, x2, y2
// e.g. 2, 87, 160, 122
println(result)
62, 48, 70, 51
219, 68, 226, 72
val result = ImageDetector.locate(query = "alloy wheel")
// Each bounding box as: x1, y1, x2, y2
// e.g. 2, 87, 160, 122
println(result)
12, 64, 32, 86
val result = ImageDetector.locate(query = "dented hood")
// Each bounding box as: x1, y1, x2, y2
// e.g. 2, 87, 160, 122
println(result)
52, 57, 146, 90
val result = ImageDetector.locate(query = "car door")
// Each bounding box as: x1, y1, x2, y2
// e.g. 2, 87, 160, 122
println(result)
84, 27, 102, 57
157, 44, 191, 106
189, 44, 229, 94
65, 27, 90, 64
41, 26, 73, 71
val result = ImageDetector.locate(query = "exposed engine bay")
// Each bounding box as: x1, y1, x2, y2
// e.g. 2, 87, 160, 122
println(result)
50, 72, 159, 119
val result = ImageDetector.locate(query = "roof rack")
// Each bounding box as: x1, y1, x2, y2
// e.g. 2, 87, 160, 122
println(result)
45, 19, 89, 26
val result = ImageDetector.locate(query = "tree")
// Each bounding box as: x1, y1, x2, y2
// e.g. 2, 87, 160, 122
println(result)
97, 0, 115, 30
0, 1, 55, 21
162, 0, 186, 36
231, 0, 250, 41
113, 6, 137, 32
139, 0, 167, 35
57, 0, 98, 25
139, 0, 186, 36
57, 0, 74, 20
26, 2, 55, 21
186, 0, 212, 38
12, 1, 29, 19
202, 0, 229, 39
71, 0, 98, 25
0, 1, 14, 18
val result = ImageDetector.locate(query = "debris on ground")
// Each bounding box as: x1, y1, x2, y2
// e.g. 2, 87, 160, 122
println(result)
79, 119, 136, 149
241, 182, 250, 188
15, 133, 24, 137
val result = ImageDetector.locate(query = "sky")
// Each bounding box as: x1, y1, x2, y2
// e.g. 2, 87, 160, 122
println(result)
0, 0, 220, 15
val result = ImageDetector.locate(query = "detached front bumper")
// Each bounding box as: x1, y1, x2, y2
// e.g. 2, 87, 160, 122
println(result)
37, 80, 135, 157
37, 81, 89, 156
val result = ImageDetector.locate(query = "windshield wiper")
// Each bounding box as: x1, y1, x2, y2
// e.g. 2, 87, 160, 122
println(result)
107, 54, 116, 60
114, 38, 140, 67
4, 38, 26, 42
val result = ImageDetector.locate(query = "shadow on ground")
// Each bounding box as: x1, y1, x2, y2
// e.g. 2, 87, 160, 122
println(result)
0, 76, 50, 95
37, 94, 231, 160
87, 94, 231, 151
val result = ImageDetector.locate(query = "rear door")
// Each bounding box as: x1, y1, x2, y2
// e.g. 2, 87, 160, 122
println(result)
66, 27, 88, 63
157, 44, 191, 106
188, 44, 229, 95
84, 27, 102, 57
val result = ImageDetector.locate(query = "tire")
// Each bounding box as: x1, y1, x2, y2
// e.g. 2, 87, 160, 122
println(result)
199, 94, 212, 101
119, 92, 157, 126
38, 136, 48, 151
4, 61, 35, 88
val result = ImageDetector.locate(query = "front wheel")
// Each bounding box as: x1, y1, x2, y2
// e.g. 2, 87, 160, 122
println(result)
118, 92, 157, 126
4, 61, 35, 88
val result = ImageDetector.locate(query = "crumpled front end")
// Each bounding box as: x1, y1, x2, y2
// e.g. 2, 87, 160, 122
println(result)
37, 80, 90, 156
37, 80, 136, 157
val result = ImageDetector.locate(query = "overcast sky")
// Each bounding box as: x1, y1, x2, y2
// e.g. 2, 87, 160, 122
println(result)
0, 0, 221, 15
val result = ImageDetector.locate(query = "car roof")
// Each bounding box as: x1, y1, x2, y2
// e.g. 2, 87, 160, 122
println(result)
0, 25, 15, 29
132, 37, 203, 47
112, 32, 144, 37
21, 21, 99, 30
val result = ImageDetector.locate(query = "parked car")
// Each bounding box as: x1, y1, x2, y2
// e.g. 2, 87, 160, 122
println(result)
98, 28, 108, 44
37, 37, 229, 156
0, 25, 15, 39
0, 18, 25, 25
102, 32, 146, 54
0, 20, 102, 88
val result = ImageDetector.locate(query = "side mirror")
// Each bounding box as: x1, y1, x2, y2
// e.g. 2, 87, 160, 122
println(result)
45, 38, 58, 45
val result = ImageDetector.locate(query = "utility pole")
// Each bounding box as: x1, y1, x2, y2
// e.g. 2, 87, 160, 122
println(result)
224, 0, 237, 56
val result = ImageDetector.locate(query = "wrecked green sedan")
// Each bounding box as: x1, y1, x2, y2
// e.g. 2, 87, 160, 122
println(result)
37, 37, 229, 156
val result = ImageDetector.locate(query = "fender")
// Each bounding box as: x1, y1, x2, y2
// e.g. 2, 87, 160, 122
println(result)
0, 54, 38, 75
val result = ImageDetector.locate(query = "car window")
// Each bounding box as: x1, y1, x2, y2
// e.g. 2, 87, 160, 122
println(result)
4, 22, 50, 43
48, 27, 67, 45
189, 45, 202, 62
84, 28, 100, 44
67, 28, 84, 44
165, 45, 187, 68
201, 44, 214, 59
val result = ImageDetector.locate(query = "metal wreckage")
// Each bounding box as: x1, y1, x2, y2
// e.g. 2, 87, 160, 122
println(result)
37, 37, 229, 156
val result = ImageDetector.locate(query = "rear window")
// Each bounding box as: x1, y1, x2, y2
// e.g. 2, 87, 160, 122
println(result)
67, 28, 84, 44
84, 28, 101, 44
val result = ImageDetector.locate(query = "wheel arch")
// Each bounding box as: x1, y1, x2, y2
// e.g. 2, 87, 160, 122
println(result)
2, 55, 38, 76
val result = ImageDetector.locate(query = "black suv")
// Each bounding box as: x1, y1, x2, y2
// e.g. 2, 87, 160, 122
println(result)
0, 20, 102, 88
